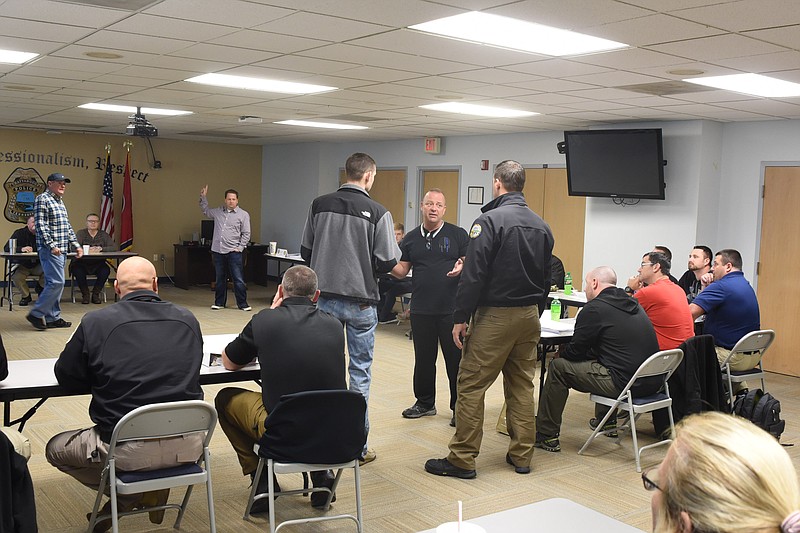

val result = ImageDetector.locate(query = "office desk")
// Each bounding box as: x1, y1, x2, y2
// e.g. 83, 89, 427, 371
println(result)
0, 334, 259, 430
418, 497, 644, 533
173, 244, 269, 289
265, 253, 305, 279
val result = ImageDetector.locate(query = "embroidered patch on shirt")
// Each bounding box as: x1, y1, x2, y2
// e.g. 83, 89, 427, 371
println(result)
469, 223, 482, 238
361, 210, 371, 218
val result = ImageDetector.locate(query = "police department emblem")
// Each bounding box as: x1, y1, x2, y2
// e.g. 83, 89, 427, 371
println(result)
4, 167, 45, 222
469, 223, 482, 238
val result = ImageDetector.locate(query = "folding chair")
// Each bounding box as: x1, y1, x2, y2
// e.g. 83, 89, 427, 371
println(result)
578, 349, 683, 472
87, 400, 218, 533
720, 329, 775, 408
244, 389, 367, 533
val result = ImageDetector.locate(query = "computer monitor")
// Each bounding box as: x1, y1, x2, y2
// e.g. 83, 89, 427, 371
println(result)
201, 219, 214, 242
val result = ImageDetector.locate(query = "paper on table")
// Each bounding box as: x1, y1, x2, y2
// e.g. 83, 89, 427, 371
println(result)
202, 334, 238, 366
540, 316, 576, 334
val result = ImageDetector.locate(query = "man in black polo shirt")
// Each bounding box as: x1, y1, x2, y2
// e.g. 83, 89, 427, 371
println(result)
392, 189, 469, 426
216, 265, 346, 513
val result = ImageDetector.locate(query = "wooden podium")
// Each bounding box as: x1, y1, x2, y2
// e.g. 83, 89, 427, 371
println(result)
173, 244, 268, 289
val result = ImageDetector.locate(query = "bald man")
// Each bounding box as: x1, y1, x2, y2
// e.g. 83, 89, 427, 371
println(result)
45, 257, 204, 531
535, 267, 659, 453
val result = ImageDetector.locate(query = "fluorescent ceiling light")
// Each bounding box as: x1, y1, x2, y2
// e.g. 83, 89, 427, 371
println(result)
275, 120, 368, 130
683, 73, 800, 98
79, 103, 192, 116
186, 73, 337, 95
410, 12, 627, 56
0, 49, 38, 64
420, 102, 538, 118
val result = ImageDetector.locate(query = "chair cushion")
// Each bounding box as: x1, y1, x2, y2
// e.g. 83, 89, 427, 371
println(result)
631, 392, 669, 405
117, 463, 202, 483
730, 368, 764, 377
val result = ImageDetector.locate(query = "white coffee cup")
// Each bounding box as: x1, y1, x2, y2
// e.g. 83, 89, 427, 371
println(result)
269, 241, 277, 254
277, 248, 288, 257
82, 244, 90, 255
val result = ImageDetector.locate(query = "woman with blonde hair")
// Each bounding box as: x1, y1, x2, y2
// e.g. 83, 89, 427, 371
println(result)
647, 411, 800, 533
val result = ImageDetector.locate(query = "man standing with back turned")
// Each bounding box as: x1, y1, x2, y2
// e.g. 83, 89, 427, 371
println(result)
301, 152, 400, 464
200, 185, 251, 311
425, 160, 554, 478
28, 172, 84, 330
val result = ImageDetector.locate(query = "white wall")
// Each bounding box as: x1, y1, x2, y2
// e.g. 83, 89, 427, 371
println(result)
261, 118, 798, 285
719, 120, 800, 279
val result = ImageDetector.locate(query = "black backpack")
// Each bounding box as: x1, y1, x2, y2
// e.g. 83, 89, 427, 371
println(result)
732, 389, 785, 440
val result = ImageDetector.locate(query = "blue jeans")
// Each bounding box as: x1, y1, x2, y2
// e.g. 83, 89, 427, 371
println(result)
317, 296, 377, 453
212, 251, 248, 308
31, 248, 66, 322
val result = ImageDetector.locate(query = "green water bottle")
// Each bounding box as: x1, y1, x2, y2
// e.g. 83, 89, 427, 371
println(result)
564, 272, 573, 295
550, 297, 561, 321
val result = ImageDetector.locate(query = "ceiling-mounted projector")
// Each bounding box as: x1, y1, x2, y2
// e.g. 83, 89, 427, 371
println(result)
126, 107, 158, 137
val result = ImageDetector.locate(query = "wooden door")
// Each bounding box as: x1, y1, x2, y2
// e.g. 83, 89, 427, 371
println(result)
421, 170, 459, 225
523, 167, 585, 290
523, 168, 545, 217
340, 168, 406, 226
542, 168, 585, 290
757, 166, 800, 376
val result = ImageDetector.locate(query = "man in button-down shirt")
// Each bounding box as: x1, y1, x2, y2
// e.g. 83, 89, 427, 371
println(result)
200, 185, 251, 311
27, 173, 83, 330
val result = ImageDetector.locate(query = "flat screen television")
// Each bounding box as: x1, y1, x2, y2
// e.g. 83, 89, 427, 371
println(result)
563, 128, 665, 200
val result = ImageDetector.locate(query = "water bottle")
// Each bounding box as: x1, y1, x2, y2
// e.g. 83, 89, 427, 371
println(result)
564, 272, 573, 295
550, 297, 561, 321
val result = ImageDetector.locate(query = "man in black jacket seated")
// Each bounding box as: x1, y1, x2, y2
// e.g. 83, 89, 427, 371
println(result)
216, 265, 346, 513
4, 215, 45, 306
45, 257, 204, 532
535, 266, 660, 453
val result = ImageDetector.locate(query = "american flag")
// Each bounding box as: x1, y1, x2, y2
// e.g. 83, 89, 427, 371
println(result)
99, 150, 114, 237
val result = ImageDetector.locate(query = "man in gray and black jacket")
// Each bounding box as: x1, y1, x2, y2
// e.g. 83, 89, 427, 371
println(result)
300, 152, 400, 464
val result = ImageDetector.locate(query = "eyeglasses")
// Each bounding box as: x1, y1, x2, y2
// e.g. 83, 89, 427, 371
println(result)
640, 262, 654, 268
86, 219, 100, 224
641, 469, 661, 491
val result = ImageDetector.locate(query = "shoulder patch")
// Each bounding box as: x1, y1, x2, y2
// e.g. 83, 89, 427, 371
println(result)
469, 223, 482, 238
361, 210, 371, 218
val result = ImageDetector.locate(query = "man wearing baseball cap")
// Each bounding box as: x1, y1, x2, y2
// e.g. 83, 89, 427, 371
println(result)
27, 172, 84, 330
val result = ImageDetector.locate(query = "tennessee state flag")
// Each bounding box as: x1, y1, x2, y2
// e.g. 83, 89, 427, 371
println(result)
120, 150, 134, 251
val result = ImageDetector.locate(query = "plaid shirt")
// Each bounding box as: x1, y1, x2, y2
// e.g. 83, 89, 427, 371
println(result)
35, 190, 79, 252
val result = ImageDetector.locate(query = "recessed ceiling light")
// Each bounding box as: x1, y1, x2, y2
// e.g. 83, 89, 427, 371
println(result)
275, 120, 368, 130
420, 102, 538, 118
683, 73, 800, 97
410, 12, 627, 56
4, 84, 36, 91
667, 68, 704, 76
186, 73, 337, 95
78, 103, 192, 116
84, 51, 123, 60
0, 49, 38, 64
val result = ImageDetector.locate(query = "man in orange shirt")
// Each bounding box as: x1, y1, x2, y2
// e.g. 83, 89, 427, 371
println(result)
627, 251, 694, 350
